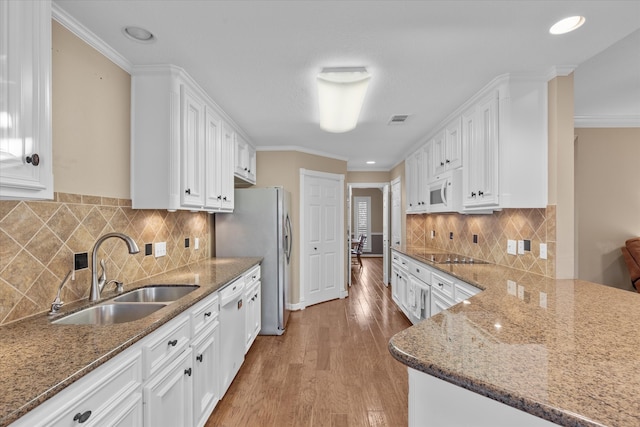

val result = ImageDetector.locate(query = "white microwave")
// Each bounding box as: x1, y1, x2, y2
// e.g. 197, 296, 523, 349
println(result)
428, 169, 463, 213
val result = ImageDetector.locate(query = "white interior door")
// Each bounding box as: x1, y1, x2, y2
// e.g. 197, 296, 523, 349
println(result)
301, 169, 344, 307
383, 184, 390, 285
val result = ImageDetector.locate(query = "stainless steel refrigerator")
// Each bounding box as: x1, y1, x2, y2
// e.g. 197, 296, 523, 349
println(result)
215, 187, 292, 335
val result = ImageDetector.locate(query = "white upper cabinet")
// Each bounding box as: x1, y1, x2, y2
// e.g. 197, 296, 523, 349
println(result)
234, 134, 256, 186
407, 73, 548, 213
462, 91, 499, 208
131, 65, 242, 212
0, 0, 53, 200
406, 146, 428, 214
462, 76, 548, 211
429, 119, 462, 181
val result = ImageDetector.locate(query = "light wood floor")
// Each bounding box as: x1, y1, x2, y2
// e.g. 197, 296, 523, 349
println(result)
206, 257, 412, 427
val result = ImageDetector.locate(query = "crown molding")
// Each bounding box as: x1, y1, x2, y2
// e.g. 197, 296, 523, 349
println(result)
52, 3, 133, 73
546, 65, 577, 80
574, 115, 640, 128
257, 145, 349, 162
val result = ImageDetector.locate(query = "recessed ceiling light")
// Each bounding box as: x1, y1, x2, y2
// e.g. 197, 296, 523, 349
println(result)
549, 16, 586, 35
123, 26, 155, 43
366, 161, 376, 165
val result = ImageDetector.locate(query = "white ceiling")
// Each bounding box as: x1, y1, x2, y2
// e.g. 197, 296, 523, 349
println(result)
53, 0, 640, 171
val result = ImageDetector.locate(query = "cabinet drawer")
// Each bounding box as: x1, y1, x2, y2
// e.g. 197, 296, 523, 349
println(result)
407, 260, 431, 284
454, 281, 481, 303
245, 265, 261, 284
142, 315, 191, 380
11, 350, 142, 427
191, 293, 219, 338
432, 272, 454, 299
397, 255, 409, 271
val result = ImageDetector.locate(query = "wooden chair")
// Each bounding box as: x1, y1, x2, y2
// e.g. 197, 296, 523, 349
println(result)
351, 234, 366, 268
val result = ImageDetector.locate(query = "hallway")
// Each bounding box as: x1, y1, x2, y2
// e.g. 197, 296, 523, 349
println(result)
206, 257, 412, 426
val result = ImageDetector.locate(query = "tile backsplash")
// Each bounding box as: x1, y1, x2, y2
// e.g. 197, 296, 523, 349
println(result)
0, 193, 210, 324
406, 206, 556, 277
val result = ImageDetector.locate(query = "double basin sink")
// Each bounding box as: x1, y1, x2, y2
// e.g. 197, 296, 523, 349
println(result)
53, 285, 200, 325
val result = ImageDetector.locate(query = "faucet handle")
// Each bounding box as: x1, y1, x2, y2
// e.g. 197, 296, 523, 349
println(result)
105, 279, 124, 293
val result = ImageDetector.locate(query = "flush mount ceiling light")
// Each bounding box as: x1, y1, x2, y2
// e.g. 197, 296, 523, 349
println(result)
317, 67, 371, 133
549, 16, 586, 35
123, 26, 155, 43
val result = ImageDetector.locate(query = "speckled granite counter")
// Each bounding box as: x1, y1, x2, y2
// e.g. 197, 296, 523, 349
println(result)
388, 247, 640, 427
0, 257, 261, 427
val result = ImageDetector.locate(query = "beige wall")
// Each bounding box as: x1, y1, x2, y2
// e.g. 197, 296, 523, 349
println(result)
548, 74, 575, 279
575, 128, 640, 291
52, 21, 131, 198
346, 171, 390, 183
253, 151, 347, 304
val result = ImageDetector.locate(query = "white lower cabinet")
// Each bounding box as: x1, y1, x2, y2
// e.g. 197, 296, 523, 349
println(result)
10, 349, 143, 427
391, 250, 481, 322
192, 321, 220, 427
244, 266, 262, 353
143, 348, 193, 427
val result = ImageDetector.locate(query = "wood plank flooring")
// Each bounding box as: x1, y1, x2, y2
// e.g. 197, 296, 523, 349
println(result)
206, 257, 412, 427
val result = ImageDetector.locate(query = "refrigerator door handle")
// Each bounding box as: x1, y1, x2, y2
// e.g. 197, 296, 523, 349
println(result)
285, 214, 292, 264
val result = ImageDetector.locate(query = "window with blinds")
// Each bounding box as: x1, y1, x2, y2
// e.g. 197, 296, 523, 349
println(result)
353, 196, 371, 252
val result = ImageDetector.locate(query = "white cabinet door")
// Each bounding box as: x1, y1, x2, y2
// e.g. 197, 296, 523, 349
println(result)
143, 348, 193, 427
390, 177, 402, 247
234, 135, 249, 177
0, 0, 53, 200
445, 117, 463, 170
245, 279, 261, 353
181, 85, 206, 207
220, 122, 235, 210
204, 108, 223, 209
405, 147, 427, 213
463, 91, 499, 208
192, 323, 220, 427
99, 392, 143, 427
430, 130, 447, 179
246, 144, 257, 183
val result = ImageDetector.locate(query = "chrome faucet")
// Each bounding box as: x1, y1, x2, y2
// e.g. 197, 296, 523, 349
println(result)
90, 232, 139, 301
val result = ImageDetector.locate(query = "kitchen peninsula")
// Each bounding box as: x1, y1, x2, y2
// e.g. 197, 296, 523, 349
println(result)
389, 246, 640, 427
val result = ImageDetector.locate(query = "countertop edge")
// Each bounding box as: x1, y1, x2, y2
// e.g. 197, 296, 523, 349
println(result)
387, 338, 603, 427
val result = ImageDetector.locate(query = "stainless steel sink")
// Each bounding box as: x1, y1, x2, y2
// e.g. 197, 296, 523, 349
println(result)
113, 285, 199, 303
53, 303, 167, 325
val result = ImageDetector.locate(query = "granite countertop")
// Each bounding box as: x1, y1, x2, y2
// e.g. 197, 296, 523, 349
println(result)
0, 257, 261, 427
388, 246, 640, 427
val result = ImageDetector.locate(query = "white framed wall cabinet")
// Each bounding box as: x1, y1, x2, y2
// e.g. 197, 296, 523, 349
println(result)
0, 0, 54, 200
131, 65, 242, 212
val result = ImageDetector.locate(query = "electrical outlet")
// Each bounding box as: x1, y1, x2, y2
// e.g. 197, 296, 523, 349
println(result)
74, 253, 88, 270
155, 242, 167, 258
145, 243, 152, 256
449, 232, 454, 240
194, 237, 199, 250
185, 238, 190, 248
518, 240, 525, 254
540, 243, 548, 260
473, 234, 478, 244
524, 240, 531, 251
507, 239, 517, 255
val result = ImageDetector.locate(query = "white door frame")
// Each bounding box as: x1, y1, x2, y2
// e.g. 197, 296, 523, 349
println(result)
347, 182, 391, 285
300, 168, 346, 307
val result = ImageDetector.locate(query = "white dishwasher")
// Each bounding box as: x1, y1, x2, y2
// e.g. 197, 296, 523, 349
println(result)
219, 277, 246, 396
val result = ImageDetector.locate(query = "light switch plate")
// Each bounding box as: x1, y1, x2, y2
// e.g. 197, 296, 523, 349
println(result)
507, 280, 517, 296
155, 242, 167, 258
540, 243, 548, 260
194, 237, 199, 250
507, 239, 517, 255
518, 240, 525, 254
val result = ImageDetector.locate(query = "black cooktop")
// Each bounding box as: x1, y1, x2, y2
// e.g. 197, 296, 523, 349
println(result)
422, 253, 489, 265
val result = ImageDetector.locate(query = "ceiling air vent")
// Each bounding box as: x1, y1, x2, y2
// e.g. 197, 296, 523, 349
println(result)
388, 114, 409, 125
